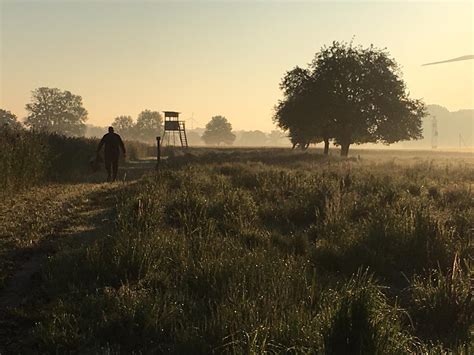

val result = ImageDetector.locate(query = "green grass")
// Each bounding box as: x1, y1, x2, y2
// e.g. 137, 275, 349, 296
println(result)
16, 149, 472, 353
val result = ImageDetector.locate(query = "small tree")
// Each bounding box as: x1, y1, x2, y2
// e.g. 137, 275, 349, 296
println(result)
111, 115, 135, 139
202, 116, 236, 146
136, 110, 163, 142
0, 109, 22, 130
25, 87, 87, 136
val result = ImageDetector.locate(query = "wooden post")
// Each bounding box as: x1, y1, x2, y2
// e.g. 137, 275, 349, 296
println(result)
156, 136, 161, 168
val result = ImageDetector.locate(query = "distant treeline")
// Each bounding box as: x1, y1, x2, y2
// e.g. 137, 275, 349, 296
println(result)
2, 86, 470, 150
0, 127, 152, 194
0, 87, 164, 145
87, 125, 291, 147
86, 104, 472, 149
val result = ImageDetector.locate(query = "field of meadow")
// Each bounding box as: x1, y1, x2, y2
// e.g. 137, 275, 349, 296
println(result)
2, 147, 470, 353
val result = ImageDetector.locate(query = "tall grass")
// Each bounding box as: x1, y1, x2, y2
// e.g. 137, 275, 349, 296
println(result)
409, 257, 472, 348
125, 140, 156, 161
27, 153, 473, 352
0, 126, 49, 192
0, 127, 153, 193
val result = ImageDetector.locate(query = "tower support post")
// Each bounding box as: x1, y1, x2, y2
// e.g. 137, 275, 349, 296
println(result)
156, 136, 161, 169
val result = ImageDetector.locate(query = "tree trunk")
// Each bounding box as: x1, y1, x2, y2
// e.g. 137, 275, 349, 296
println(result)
340, 142, 350, 157
323, 138, 329, 155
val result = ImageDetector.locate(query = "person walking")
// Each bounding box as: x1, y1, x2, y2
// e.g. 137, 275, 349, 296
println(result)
97, 126, 126, 182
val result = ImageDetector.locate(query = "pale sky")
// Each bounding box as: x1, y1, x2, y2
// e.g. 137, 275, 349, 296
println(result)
1, 0, 473, 131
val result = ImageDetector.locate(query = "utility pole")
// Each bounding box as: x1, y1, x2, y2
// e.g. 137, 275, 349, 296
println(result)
431, 116, 438, 149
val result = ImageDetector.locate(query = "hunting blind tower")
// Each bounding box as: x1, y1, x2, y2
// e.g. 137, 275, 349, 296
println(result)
162, 111, 188, 148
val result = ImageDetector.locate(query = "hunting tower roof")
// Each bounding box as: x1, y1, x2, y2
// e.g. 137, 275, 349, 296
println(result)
163, 111, 180, 118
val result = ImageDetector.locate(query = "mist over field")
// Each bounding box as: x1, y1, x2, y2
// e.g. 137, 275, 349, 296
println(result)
1, 0, 472, 353
84, 104, 473, 149
394, 105, 473, 149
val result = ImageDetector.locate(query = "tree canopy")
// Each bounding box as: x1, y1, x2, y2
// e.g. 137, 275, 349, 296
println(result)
25, 87, 88, 136
110, 111, 163, 142
267, 130, 288, 146
111, 115, 135, 138
136, 110, 163, 142
238, 130, 268, 146
202, 116, 236, 146
274, 42, 426, 156
0, 109, 22, 130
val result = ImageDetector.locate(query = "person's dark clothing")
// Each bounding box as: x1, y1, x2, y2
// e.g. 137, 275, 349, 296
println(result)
104, 155, 119, 182
97, 132, 125, 181
98, 132, 126, 158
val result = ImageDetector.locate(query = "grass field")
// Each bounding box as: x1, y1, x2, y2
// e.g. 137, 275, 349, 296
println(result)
0, 147, 472, 353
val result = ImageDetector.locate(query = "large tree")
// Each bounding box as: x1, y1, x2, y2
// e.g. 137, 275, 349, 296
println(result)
136, 110, 163, 142
313, 42, 425, 156
0, 109, 22, 130
202, 116, 236, 146
275, 42, 426, 156
25, 87, 88, 136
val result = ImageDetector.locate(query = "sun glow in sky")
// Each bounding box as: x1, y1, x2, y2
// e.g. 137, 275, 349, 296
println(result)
1, 0, 472, 131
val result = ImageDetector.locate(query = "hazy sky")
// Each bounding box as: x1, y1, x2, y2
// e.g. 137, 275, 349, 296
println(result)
1, 0, 473, 131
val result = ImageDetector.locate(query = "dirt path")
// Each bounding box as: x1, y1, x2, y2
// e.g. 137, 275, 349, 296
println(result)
0, 183, 119, 307
0, 159, 155, 351
0, 159, 155, 288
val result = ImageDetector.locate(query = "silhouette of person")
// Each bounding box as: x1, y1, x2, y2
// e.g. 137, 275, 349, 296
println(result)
97, 126, 126, 182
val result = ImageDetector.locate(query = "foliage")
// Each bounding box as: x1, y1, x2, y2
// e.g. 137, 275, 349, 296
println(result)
275, 42, 427, 156
135, 110, 163, 142
237, 130, 268, 146
25, 87, 88, 136
275, 67, 327, 150
111, 115, 135, 138
202, 115, 236, 145
110, 110, 162, 143
266, 130, 288, 146
0, 109, 23, 130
